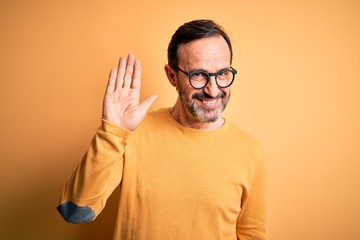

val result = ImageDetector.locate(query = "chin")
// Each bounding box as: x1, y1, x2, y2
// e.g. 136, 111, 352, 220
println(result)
192, 107, 223, 123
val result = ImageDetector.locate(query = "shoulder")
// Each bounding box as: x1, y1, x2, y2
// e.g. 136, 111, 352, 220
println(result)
142, 108, 171, 127
135, 108, 172, 132
145, 108, 168, 121
224, 121, 264, 165
225, 122, 261, 148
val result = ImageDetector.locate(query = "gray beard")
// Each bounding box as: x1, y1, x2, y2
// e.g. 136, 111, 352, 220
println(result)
179, 91, 228, 123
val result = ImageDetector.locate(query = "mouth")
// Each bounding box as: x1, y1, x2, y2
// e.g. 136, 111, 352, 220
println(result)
191, 92, 226, 109
201, 98, 218, 107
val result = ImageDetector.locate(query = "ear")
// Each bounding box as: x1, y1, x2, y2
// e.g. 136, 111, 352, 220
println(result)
164, 64, 177, 88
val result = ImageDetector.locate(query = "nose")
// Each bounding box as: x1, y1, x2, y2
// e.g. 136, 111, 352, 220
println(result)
203, 76, 220, 98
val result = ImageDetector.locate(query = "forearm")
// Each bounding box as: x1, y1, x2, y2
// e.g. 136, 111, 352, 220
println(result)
57, 120, 129, 223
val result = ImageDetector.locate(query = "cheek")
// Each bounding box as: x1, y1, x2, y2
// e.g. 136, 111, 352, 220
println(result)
179, 78, 193, 89
219, 89, 231, 104
224, 89, 231, 98
177, 79, 195, 95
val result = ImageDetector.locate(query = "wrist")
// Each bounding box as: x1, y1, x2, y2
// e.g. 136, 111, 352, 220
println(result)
101, 119, 131, 137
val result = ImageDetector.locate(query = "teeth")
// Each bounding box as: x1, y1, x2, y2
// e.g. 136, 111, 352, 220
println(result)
202, 99, 217, 106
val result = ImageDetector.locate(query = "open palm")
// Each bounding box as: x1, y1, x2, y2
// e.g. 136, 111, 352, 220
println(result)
102, 54, 158, 131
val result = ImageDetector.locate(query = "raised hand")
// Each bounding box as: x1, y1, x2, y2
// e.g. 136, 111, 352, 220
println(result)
102, 54, 158, 131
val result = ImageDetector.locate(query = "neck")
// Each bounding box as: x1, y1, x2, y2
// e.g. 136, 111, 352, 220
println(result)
169, 100, 225, 130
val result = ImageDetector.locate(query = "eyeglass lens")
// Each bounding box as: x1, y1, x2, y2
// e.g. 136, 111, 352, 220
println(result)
190, 70, 234, 88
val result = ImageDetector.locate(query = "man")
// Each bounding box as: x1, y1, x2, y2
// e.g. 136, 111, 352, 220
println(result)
57, 19, 266, 240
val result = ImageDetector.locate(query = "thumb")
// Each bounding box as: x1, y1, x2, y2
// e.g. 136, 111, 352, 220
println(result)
138, 94, 159, 114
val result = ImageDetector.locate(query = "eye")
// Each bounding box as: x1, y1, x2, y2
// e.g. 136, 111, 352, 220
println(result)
218, 70, 230, 76
191, 71, 208, 80
195, 71, 207, 77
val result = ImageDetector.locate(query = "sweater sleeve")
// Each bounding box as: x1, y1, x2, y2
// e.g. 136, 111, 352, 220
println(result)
236, 159, 266, 240
57, 120, 130, 223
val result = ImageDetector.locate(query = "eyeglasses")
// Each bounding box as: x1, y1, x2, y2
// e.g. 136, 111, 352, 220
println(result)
174, 66, 237, 89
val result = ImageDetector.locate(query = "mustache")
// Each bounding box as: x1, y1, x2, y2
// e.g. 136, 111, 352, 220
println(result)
192, 92, 226, 100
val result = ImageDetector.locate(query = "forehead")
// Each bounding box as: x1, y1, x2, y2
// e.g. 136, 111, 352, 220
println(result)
177, 36, 231, 70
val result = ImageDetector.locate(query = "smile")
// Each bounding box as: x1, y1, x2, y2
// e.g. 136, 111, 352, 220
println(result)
200, 99, 218, 107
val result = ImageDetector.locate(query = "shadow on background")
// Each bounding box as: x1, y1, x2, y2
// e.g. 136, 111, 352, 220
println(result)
0, 156, 121, 240
77, 186, 121, 240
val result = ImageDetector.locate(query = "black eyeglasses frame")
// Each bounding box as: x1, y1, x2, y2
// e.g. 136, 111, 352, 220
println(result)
174, 66, 237, 89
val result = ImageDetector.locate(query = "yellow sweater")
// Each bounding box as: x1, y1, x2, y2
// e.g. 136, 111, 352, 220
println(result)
58, 108, 266, 240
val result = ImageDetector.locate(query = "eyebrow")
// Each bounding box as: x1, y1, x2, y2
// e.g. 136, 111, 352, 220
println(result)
187, 67, 231, 73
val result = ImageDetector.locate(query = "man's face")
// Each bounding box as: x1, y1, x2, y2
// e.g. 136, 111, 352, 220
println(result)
175, 36, 232, 123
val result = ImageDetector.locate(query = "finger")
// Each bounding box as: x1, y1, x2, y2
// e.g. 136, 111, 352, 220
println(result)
115, 56, 126, 90
138, 94, 159, 114
131, 59, 142, 90
105, 68, 117, 95
123, 53, 135, 88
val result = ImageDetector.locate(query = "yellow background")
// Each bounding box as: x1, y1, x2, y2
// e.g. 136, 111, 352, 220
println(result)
1, 0, 359, 239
